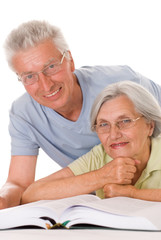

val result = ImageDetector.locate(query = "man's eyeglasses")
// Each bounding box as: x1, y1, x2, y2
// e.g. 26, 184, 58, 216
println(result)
18, 52, 66, 86
92, 116, 142, 134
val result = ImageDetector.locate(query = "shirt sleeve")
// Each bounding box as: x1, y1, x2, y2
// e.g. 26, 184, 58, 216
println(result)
68, 144, 106, 175
126, 66, 161, 106
9, 107, 39, 156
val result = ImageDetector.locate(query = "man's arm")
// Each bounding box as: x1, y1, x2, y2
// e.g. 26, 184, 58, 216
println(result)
21, 157, 137, 204
0, 155, 37, 209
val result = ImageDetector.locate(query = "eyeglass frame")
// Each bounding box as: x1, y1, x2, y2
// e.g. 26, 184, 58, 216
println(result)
17, 51, 66, 86
92, 116, 143, 134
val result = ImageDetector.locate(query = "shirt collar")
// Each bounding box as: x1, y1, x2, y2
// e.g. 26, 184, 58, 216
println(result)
135, 137, 161, 187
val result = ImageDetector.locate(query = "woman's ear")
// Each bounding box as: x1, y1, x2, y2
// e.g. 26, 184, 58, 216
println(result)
148, 121, 155, 136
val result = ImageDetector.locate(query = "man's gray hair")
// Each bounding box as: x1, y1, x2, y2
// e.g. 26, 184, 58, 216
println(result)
4, 20, 70, 70
90, 81, 161, 138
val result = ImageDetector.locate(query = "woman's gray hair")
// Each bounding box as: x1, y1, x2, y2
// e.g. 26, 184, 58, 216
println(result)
4, 20, 70, 70
90, 81, 161, 138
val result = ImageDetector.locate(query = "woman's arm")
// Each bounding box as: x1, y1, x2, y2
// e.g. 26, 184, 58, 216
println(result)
103, 184, 161, 201
21, 157, 137, 204
21, 167, 103, 204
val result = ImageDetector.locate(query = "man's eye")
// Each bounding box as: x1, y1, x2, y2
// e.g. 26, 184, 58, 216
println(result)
48, 63, 55, 69
26, 74, 33, 79
99, 122, 109, 127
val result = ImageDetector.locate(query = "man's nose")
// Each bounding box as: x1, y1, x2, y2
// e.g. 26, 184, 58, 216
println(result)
38, 72, 54, 91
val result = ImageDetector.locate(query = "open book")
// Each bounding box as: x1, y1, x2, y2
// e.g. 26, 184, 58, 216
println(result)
0, 194, 161, 231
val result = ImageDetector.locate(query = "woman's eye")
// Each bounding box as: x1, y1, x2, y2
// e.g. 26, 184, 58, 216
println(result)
122, 119, 132, 124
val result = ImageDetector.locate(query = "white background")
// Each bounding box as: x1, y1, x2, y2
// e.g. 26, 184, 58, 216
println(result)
0, 0, 161, 187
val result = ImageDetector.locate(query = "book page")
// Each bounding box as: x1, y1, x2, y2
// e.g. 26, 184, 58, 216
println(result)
61, 206, 157, 230
0, 194, 99, 229
76, 197, 161, 229
36, 194, 100, 217
0, 204, 53, 229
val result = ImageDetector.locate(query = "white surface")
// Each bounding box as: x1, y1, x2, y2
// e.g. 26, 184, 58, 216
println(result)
0, 229, 161, 240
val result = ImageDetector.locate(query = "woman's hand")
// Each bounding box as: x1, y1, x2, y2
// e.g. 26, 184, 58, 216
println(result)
97, 157, 138, 186
103, 183, 136, 198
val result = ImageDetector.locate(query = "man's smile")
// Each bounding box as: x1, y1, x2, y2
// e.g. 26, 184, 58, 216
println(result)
45, 87, 62, 98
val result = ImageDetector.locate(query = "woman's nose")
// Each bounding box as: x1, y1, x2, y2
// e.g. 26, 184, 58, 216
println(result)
108, 124, 122, 139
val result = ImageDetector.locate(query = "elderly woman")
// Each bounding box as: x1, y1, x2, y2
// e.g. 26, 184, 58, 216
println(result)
22, 81, 161, 203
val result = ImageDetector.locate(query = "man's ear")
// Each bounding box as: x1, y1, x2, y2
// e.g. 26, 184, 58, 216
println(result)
67, 51, 75, 72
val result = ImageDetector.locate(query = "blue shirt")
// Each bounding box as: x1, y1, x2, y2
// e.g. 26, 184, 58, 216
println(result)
9, 65, 161, 167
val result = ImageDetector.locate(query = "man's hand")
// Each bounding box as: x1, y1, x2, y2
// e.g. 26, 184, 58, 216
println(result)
97, 157, 138, 186
103, 183, 136, 198
0, 182, 26, 210
0, 197, 7, 210
0, 155, 37, 209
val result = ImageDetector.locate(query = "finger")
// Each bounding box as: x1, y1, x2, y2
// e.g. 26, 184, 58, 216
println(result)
124, 158, 136, 166
117, 171, 135, 181
125, 165, 137, 173
134, 159, 141, 165
125, 172, 135, 180
115, 157, 136, 166
115, 176, 132, 184
121, 178, 132, 185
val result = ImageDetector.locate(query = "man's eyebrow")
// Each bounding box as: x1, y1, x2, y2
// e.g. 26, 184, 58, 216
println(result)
18, 56, 60, 76
97, 118, 108, 122
44, 57, 55, 67
19, 58, 56, 76
44, 54, 62, 67
19, 71, 34, 76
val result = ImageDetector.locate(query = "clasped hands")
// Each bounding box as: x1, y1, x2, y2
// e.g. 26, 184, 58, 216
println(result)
98, 157, 139, 199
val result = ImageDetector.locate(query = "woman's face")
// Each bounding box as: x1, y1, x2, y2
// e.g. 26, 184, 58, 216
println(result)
96, 95, 154, 161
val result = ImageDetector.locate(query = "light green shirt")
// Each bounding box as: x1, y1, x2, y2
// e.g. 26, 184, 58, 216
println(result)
68, 137, 161, 199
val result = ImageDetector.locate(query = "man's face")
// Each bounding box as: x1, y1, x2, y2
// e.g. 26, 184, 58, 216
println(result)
12, 40, 77, 113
